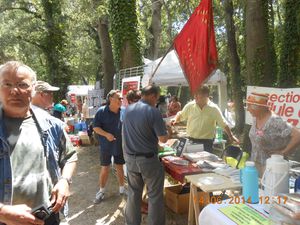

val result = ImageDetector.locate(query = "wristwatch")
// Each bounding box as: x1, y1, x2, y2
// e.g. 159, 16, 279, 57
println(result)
59, 176, 72, 185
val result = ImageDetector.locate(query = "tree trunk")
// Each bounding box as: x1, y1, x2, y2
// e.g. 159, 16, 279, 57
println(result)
278, 0, 300, 87
149, 0, 162, 60
245, 0, 274, 86
97, 16, 115, 94
162, 0, 173, 43
224, 0, 245, 134
109, 0, 142, 70
41, 0, 71, 99
148, 0, 162, 60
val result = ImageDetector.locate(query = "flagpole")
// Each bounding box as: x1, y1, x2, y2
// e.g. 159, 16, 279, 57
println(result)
148, 43, 174, 85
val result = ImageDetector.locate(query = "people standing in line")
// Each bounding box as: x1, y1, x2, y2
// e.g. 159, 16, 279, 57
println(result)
93, 90, 126, 203
246, 92, 300, 176
123, 85, 168, 225
167, 95, 181, 117
31, 81, 60, 111
171, 85, 239, 152
0, 61, 77, 225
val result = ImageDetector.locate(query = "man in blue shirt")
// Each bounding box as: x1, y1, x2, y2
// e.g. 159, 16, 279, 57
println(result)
123, 85, 168, 225
93, 90, 126, 203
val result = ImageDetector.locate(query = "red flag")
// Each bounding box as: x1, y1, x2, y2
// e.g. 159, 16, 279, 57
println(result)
174, 0, 218, 94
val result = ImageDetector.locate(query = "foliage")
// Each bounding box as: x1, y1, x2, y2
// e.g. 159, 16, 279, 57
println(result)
109, 0, 142, 69
0, 0, 299, 100
278, 0, 300, 87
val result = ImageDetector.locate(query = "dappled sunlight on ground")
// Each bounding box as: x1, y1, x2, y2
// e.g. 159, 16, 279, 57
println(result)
63, 146, 187, 225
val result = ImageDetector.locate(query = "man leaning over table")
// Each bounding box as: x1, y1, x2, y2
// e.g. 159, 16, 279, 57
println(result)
171, 85, 239, 152
123, 85, 168, 225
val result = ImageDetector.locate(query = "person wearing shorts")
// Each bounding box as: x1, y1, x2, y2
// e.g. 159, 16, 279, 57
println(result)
93, 90, 126, 203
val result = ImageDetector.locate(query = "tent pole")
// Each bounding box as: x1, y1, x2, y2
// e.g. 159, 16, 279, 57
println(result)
148, 44, 174, 85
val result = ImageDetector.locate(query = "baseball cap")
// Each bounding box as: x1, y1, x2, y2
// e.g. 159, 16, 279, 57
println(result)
53, 103, 66, 112
35, 81, 59, 92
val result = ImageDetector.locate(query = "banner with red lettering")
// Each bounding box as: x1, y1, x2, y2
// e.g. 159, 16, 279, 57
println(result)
246, 86, 300, 128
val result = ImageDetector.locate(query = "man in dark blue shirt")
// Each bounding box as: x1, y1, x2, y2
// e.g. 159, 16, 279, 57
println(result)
123, 85, 168, 225
93, 90, 125, 203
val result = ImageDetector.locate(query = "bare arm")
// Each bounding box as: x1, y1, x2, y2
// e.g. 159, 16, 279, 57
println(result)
93, 127, 115, 141
158, 135, 168, 144
170, 111, 182, 126
0, 204, 44, 225
51, 161, 76, 213
223, 125, 240, 144
281, 127, 300, 156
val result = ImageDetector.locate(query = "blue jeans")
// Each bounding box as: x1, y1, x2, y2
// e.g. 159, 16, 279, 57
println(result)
125, 154, 165, 225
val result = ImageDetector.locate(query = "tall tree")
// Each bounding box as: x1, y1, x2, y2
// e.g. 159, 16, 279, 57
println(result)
223, 0, 245, 134
278, 0, 300, 87
147, 0, 162, 60
41, 0, 72, 98
97, 15, 115, 94
109, 0, 142, 69
245, 0, 275, 86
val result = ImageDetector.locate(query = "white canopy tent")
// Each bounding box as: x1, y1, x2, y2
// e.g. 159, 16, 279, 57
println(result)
142, 50, 228, 111
67, 85, 94, 96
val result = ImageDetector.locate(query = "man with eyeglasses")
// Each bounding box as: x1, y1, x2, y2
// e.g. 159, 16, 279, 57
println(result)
31, 81, 59, 112
0, 61, 77, 225
93, 89, 126, 204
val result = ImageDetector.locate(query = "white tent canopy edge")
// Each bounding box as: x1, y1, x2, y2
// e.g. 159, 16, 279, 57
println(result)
142, 50, 228, 112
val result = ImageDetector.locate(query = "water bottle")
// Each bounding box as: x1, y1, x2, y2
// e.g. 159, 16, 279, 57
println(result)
241, 161, 259, 203
215, 126, 223, 141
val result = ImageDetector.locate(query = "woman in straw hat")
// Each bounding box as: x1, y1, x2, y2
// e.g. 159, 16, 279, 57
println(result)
246, 92, 300, 176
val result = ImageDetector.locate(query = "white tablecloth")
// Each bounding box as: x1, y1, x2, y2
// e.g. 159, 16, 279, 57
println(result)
199, 201, 268, 225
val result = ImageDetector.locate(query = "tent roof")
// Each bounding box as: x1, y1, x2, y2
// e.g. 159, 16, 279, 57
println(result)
67, 85, 94, 96
142, 50, 226, 87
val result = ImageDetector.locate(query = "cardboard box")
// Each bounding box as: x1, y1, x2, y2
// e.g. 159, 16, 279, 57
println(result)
79, 133, 91, 145
165, 185, 189, 214
165, 184, 209, 214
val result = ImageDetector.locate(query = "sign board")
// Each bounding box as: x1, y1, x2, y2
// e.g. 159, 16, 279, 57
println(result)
87, 89, 104, 118
121, 76, 140, 106
246, 86, 300, 128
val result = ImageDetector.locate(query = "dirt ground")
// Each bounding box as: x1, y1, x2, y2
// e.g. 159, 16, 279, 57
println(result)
61, 145, 187, 225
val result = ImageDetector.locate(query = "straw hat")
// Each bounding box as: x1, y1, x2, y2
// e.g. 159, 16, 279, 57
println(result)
246, 92, 269, 107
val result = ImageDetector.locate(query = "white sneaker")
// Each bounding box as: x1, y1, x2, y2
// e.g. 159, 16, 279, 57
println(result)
93, 191, 104, 204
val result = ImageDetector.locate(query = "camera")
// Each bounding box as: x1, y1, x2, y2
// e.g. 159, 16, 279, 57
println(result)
31, 204, 52, 221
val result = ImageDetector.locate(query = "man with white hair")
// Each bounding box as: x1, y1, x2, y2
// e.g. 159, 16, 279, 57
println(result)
32, 80, 60, 111
0, 61, 77, 225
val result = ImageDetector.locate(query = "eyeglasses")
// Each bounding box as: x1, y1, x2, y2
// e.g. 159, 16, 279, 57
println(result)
0, 81, 31, 90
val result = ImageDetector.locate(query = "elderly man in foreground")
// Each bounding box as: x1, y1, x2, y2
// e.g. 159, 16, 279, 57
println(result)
0, 61, 77, 225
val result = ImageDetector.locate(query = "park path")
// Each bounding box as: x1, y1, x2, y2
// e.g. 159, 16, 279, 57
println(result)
61, 145, 187, 225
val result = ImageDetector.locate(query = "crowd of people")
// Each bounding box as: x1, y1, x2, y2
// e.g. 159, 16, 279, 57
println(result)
0, 60, 299, 225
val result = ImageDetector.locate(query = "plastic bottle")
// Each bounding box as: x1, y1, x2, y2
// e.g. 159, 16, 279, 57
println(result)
241, 161, 259, 203
215, 126, 223, 141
